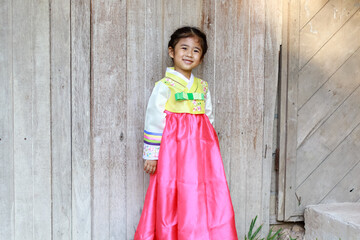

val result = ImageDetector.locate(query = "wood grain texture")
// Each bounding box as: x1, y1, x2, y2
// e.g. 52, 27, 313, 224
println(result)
297, 124, 360, 209
277, 0, 290, 222
263, 0, 282, 231
300, 0, 329, 28
126, 0, 146, 238
281, 0, 360, 220
297, 48, 360, 148
322, 161, 360, 203
284, 0, 300, 221
71, 1, 91, 239
162, 0, 181, 72
91, 0, 127, 239
296, 78, 360, 187
246, 0, 266, 230
143, 0, 163, 197
299, 0, 359, 68
0, 0, 13, 239
50, 0, 72, 239
32, 1, 51, 239
214, 0, 244, 234
298, 10, 360, 108
13, 0, 34, 236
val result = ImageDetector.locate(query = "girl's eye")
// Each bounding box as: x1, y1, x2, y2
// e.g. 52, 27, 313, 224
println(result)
194, 49, 199, 53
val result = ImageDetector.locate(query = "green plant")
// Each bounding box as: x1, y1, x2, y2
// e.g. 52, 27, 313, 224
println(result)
244, 216, 282, 240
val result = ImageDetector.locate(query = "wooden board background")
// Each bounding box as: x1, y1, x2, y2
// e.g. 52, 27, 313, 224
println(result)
0, 0, 282, 239
278, 0, 360, 221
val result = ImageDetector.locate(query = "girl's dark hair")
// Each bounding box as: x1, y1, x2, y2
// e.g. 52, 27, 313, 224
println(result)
168, 26, 208, 59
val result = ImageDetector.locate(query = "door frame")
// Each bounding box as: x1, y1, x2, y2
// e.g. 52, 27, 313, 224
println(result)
277, 0, 303, 222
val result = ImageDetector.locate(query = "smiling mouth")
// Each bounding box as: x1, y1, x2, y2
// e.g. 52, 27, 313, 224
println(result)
183, 59, 193, 64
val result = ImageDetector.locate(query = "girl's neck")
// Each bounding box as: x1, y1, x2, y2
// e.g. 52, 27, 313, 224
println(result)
174, 67, 191, 80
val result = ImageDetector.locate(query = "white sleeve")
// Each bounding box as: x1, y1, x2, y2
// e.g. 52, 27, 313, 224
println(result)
143, 81, 170, 160
205, 89, 214, 125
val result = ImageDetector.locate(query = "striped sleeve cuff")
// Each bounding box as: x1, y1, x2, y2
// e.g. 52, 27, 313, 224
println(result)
144, 130, 162, 146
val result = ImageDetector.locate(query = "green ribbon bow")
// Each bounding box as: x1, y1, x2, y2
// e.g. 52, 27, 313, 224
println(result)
175, 92, 204, 101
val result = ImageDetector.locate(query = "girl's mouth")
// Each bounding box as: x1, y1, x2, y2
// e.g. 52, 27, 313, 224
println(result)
183, 59, 193, 64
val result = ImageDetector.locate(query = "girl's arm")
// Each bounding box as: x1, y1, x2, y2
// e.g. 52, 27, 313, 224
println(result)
143, 81, 170, 160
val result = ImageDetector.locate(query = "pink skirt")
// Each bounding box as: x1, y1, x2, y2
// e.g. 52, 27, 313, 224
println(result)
134, 111, 238, 240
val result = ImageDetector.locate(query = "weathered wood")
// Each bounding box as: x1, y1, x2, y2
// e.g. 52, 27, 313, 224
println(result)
71, 1, 91, 239
143, 0, 163, 197
32, 1, 51, 239
13, 0, 51, 238
126, 0, 146, 238
300, 0, 328, 28
92, 0, 127, 239
13, 0, 34, 236
298, 10, 360, 108
284, 0, 300, 221
215, 0, 244, 235
297, 48, 360, 148
322, 161, 360, 203
296, 77, 360, 187
180, 0, 202, 27
297, 124, 360, 208
198, 0, 216, 111
263, 0, 282, 231
277, 0, 290, 222
282, 0, 360, 220
50, 0, 72, 239
0, 0, 13, 239
299, 0, 359, 68
246, 0, 266, 231
162, 0, 181, 72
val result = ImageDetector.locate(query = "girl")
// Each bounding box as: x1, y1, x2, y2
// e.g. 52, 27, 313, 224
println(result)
135, 26, 238, 240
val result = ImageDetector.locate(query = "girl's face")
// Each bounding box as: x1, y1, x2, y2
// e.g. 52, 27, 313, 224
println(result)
168, 36, 203, 79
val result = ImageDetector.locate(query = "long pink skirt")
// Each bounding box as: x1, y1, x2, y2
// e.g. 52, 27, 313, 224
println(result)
134, 111, 238, 240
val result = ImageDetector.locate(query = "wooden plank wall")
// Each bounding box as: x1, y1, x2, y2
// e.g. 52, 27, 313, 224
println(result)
0, 0, 281, 239
279, 0, 360, 221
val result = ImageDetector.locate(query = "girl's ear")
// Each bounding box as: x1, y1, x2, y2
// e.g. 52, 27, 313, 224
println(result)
168, 47, 174, 59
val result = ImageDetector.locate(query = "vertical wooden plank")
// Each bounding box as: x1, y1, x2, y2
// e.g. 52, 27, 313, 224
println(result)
263, 0, 282, 232
50, 0, 72, 239
284, 0, 300, 221
162, 0, 181, 72
198, 0, 216, 110
13, 0, 52, 239
180, 0, 203, 77
246, 0, 266, 230
71, 0, 91, 239
92, 0, 127, 239
180, 0, 202, 27
0, 0, 14, 239
215, 0, 245, 236
143, 0, 163, 196
277, 0, 289, 222
32, 1, 51, 239
234, 0, 250, 235
126, 0, 146, 238
13, 0, 35, 238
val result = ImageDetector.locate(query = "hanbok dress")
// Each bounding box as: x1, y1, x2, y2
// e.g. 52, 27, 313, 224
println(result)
134, 68, 238, 240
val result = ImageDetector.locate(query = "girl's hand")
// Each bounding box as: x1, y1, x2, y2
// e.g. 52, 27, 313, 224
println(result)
144, 160, 157, 175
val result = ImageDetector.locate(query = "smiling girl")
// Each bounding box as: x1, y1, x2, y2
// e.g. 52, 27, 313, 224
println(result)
135, 26, 238, 240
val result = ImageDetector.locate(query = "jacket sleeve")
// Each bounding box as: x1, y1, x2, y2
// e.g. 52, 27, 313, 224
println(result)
205, 88, 214, 125
143, 81, 170, 160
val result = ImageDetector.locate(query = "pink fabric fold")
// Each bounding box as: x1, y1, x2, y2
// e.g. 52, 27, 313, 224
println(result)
135, 111, 238, 240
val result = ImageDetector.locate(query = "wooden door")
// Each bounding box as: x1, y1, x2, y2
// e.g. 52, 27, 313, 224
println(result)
278, 0, 360, 221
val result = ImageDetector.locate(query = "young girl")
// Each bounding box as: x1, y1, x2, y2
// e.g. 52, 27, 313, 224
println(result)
135, 26, 238, 240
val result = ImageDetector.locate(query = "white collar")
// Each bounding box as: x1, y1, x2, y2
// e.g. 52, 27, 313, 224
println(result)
166, 67, 194, 83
